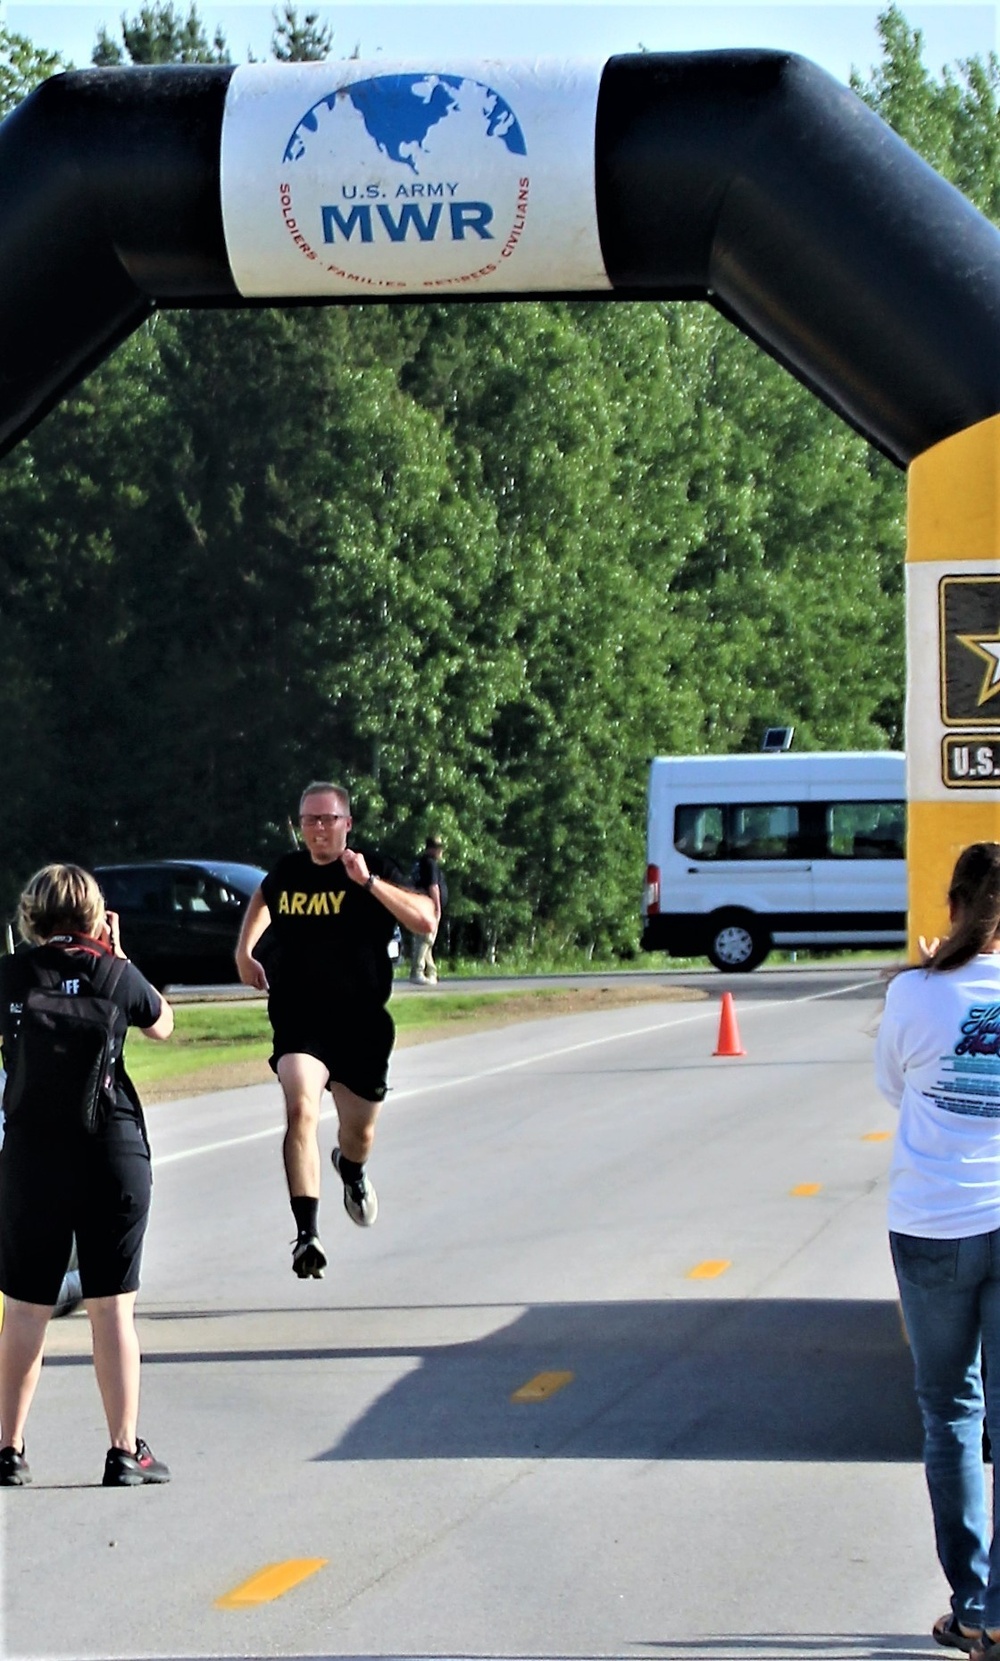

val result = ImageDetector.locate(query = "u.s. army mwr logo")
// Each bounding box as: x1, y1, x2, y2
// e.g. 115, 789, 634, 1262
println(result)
277, 891, 347, 915
940, 576, 1000, 727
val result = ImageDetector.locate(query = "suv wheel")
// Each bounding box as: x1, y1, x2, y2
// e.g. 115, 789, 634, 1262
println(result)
706, 913, 770, 972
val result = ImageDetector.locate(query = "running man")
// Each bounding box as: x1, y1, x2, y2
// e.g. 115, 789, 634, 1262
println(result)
235, 781, 435, 1278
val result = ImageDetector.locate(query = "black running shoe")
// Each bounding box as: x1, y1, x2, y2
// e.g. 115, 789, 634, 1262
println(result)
102, 1439, 170, 1487
0, 1445, 30, 1486
291, 1231, 328, 1279
332, 1147, 378, 1226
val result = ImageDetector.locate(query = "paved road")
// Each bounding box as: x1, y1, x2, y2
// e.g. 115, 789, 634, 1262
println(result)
8, 968, 945, 1661
170, 962, 897, 1004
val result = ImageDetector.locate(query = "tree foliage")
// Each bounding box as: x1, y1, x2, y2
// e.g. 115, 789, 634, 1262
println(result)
0, 7, 991, 958
0, 25, 63, 116
92, 1, 228, 65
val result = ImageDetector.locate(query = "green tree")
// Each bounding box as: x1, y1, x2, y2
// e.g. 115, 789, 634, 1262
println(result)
271, 3, 333, 62
0, 5, 994, 958
92, 1, 227, 65
0, 25, 63, 117
853, 5, 1000, 224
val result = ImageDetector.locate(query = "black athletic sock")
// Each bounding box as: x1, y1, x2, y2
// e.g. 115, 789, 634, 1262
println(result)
291, 1195, 319, 1237
336, 1153, 365, 1186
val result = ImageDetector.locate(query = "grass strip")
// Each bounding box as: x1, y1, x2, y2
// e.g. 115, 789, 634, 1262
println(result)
124, 988, 563, 1092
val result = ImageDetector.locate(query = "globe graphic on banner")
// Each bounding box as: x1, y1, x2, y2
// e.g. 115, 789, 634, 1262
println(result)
284, 73, 527, 174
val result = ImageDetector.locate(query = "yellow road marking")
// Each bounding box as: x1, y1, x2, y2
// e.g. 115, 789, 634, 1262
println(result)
511, 1371, 574, 1402
790, 1183, 821, 1196
862, 1131, 892, 1142
216, 1559, 327, 1608
687, 1259, 731, 1279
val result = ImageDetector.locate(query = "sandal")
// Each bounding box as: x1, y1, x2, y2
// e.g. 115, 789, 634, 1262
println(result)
934, 1614, 982, 1654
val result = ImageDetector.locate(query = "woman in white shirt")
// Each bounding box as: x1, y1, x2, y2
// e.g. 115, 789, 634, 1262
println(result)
876, 842, 1000, 1660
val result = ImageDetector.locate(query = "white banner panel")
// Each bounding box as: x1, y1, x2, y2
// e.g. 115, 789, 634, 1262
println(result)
221, 60, 611, 298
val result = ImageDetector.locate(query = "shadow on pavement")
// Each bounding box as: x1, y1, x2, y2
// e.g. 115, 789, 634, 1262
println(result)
47, 1297, 921, 1463
306, 1297, 920, 1464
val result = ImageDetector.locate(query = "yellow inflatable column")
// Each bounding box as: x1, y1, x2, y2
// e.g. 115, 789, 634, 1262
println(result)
907, 414, 1000, 954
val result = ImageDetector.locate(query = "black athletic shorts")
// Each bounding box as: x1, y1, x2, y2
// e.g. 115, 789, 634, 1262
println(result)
0, 1122, 152, 1304
268, 998, 395, 1103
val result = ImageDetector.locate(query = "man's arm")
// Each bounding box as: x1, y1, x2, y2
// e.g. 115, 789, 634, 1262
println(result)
429, 879, 442, 929
341, 849, 436, 934
235, 887, 272, 992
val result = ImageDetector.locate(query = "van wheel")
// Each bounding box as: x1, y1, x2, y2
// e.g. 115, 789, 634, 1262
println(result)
706, 914, 769, 972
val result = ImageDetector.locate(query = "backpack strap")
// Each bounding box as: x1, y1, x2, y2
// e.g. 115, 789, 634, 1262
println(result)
88, 954, 128, 1000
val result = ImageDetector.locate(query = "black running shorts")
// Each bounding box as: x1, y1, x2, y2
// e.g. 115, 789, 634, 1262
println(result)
0, 1123, 152, 1304
268, 998, 395, 1103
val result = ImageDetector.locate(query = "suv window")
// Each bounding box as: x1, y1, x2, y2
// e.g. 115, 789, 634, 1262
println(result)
99, 868, 173, 913
170, 871, 242, 913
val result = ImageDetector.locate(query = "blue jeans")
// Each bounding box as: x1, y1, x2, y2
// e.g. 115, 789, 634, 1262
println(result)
891, 1228, 1000, 1630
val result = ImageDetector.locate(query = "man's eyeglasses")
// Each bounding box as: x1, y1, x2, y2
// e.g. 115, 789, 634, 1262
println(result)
300, 814, 346, 827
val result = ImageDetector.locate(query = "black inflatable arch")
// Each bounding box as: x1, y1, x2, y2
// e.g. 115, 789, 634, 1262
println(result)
0, 50, 999, 463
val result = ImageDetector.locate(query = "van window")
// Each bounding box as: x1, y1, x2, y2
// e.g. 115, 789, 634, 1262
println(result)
823, 800, 905, 859
674, 805, 725, 859
674, 803, 805, 860
729, 804, 803, 859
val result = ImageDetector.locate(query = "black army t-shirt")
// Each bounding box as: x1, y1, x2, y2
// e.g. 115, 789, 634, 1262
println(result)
261, 849, 404, 1007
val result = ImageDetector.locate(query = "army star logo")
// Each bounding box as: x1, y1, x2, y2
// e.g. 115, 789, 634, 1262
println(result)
957, 625, 1000, 708
940, 576, 1000, 727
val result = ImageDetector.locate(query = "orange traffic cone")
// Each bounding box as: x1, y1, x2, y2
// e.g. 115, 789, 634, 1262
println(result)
713, 992, 746, 1057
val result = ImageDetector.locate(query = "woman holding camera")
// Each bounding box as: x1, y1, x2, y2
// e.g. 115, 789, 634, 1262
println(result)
0, 864, 173, 1487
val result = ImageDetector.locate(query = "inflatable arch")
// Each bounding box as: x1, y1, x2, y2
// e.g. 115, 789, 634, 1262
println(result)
1, 50, 999, 945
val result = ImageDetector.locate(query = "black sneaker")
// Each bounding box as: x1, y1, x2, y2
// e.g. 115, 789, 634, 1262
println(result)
332, 1147, 378, 1227
0, 1445, 30, 1486
291, 1231, 327, 1279
102, 1439, 170, 1487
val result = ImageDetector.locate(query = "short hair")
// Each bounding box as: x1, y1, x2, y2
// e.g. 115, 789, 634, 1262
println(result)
17, 863, 104, 945
426, 835, 443, 849
299, 780, 351, 815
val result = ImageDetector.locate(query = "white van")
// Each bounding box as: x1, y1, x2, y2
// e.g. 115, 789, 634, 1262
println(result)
640, 752, 906, 970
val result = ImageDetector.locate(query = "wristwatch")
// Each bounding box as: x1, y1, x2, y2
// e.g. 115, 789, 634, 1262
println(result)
364, 873, 376, 891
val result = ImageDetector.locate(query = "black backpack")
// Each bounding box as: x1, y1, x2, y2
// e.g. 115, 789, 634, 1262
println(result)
4, 953, 128, 1134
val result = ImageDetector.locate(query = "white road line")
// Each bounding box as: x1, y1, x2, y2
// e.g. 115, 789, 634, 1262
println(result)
155, 975, 884, 1168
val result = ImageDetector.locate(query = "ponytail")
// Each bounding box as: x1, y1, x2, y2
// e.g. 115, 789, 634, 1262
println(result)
927, 842, 1000, 973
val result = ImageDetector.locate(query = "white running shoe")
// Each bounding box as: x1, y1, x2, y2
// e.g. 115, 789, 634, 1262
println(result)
332, 1147, 378, 1227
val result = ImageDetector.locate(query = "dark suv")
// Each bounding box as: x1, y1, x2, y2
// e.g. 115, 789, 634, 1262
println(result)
94, 860, 265, 988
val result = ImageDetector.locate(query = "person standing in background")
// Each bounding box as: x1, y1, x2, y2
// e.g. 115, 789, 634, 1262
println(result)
409, 836, 447, 985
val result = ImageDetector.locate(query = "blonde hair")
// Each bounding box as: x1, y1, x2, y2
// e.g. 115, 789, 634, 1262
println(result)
16, 863, 104, 945
299, 781, 350, 814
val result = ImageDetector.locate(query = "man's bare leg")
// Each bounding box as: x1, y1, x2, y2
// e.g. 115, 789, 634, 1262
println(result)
276, 1052, 330, 1276
330, 1081, 381, 1226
